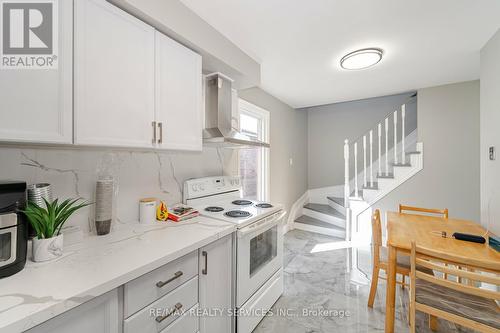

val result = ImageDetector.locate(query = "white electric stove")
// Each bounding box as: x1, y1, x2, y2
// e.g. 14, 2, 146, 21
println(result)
184, 176, 285, 333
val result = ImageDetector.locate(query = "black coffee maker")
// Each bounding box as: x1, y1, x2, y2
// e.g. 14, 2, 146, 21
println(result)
0, 181, 28, 278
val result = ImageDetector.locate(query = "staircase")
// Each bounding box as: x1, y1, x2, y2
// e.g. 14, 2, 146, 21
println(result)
293, 96, 423, 240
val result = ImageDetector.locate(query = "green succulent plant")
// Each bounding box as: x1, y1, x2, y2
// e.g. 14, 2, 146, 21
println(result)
22, 198, 91, 239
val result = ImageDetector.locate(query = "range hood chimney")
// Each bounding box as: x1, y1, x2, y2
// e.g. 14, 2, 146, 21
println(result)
203, 73, 270, 148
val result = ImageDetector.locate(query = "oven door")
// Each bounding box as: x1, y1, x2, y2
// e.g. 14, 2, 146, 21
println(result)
0, 214, 18, 268
236, 210, 286, 307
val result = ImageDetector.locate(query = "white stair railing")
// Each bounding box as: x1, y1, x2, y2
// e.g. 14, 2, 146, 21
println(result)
369, 130, 373, 188
344, 103, 410, 205
401, 104, 406, 163
344, 139, 350, 207
393, 111, 398, 165
354, 142, 359, 197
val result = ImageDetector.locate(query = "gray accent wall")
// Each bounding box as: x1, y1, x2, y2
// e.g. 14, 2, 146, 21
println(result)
375, 81, 480, 222
303, 92, 417, 188
238, 87, 308, 219
480, 28, 500, 235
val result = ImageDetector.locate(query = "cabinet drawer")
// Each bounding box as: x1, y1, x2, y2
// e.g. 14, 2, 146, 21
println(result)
160, 304, 199, 333
124, 250, 198, 317
124, 276, 198, 333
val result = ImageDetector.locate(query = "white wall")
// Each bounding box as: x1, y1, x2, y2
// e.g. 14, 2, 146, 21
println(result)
480, 28, 500, 235
238, 88, 308, 220
375, 80, 480, 222
303, 92, 417, 188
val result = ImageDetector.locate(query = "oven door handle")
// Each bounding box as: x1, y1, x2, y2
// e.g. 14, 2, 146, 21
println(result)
238, 210, 287, 238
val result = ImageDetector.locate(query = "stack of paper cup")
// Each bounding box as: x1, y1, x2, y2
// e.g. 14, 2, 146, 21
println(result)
27, 183, 52, 207
95, 179, 114, 235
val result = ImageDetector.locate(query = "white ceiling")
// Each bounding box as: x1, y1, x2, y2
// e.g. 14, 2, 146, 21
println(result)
179, 0, 500, 108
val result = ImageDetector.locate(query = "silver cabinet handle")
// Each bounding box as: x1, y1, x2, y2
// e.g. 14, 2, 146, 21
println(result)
158, 122, 163, 144
152, 121, 157, 144
155, 302, 182, 323
202, 251, 208, 275
156, 271, 183, 288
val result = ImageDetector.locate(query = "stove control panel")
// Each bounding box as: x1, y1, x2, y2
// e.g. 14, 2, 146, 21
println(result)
183, 176, 241, 200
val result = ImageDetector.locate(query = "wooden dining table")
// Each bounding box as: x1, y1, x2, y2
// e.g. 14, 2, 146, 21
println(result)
384, 212, 500, 333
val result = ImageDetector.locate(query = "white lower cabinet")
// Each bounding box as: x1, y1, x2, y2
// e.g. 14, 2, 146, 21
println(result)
124, 276, 198, 333
199, 234, 233, 333
24, 235, 234, 333
160, 304, 200, 333
26, 288, 122, 333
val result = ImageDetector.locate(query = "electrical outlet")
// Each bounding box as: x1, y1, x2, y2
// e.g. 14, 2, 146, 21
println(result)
289, 158, 293, 166
489, 146, 496, 161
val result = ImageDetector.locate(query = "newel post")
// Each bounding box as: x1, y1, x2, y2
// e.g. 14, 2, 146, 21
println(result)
344, 139, 350, 207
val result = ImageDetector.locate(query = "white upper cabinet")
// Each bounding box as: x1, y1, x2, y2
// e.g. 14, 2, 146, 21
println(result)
155, 32, 203, 151
74, 0, 156, 148
0, 0, 73, 144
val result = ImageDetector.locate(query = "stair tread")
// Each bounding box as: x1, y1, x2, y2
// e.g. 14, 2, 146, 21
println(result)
327, 196, 346, 207
406, 151, 421, 155
392, 162, 412, 167
363, 183, 379, 190
303, 203, 346, 219
295, 215, 345, 230
377, 173, 394, 179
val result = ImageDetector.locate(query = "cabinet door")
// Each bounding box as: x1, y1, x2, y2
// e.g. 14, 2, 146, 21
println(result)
199, 234, 233, 333
155, 32, 202, 151
26, 289, 122, 333
0, 0, 73, 144
74, 0, 155, 148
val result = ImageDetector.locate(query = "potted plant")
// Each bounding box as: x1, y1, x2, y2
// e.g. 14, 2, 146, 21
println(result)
22, 198, 90, 262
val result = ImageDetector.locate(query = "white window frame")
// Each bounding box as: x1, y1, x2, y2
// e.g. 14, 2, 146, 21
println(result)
238, 98, 270, 201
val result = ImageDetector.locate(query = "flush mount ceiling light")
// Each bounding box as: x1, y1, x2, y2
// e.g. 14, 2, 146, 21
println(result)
340, 48, 383, 70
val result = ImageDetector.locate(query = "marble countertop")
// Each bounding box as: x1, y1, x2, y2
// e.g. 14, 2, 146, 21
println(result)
0, 217, 236, 333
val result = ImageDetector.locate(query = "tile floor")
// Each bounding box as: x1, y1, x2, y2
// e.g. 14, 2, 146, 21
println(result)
254, 230, 472, 333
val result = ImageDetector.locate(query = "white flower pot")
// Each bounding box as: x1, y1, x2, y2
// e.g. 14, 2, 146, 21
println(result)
32, 234, 64, 262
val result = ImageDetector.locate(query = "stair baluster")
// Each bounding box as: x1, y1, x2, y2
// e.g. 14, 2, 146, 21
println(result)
401, 104, 406, 163
344, 139, 350, 207
393, 111, 398, 165
369, 130, 374, 188
354, 142, 359, 197
385, 118, 389, 176
363, 135, 367, 188
378, 123, 382, 178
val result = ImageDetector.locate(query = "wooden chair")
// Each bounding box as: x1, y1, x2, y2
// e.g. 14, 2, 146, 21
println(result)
368, 209, 413, 307
399, 204, 455, 285
399, 204, 448, 218
410, 242, 500, 333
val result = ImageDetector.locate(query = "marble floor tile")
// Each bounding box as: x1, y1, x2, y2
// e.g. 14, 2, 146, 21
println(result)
253, 230, 473, 333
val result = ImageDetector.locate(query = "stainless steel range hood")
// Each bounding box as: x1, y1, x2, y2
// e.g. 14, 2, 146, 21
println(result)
203, 73, 270, 148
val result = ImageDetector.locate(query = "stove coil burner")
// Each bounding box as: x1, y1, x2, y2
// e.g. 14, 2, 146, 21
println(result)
255, 203, 273, 208
232, 200, 253, 206
205, 206, 224, 213
225, 210, 252, 218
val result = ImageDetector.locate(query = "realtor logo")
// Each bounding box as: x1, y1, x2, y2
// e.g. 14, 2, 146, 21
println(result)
1, 0, 58, 69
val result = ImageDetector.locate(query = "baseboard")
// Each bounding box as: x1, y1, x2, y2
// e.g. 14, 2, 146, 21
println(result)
285, 191, 309, 231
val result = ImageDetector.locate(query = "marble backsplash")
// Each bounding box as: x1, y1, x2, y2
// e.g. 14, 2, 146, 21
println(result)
0, 146, 236, 234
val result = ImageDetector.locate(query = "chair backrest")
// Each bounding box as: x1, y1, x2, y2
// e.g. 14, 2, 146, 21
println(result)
410, 241, 500, 306
371, 210, 383, 266
371, 209, 382, 247
399, 204, 449, 218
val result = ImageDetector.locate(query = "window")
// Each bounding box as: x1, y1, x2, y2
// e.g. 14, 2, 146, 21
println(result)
238, 99, 270, 201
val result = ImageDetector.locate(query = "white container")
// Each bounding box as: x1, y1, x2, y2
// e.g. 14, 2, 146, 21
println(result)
32, 234, 64, 262
139, 198, 157, 224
